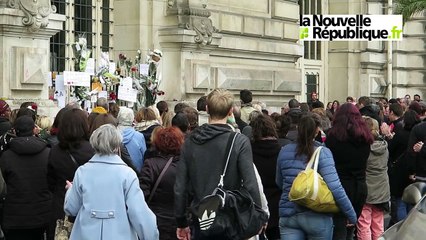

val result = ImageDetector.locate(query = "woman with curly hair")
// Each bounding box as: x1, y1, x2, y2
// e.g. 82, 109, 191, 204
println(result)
325, 103, 374, 240
139, 127, 185, 240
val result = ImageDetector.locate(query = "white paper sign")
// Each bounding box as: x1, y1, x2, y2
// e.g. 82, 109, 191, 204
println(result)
84, 100, 91, 111
90, 94, 97, 103
63, 71, 91, 87
98, 91, 108, 99
54, 90, 66, 108
140, 64, 149, 76
85, 58, 95, 75
120, 77, 133, 88
55, 75, 65, 91
45, 72, 52, 87
109, 62, 116, 74
118, 86, 138, 103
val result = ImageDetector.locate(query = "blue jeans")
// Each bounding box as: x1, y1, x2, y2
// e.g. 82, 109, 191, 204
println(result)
396, 197, 413, 221
279, 212, 333, 240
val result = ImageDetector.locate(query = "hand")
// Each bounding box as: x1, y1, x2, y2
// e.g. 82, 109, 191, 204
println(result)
380, 123, 391, 136
258, 223, 268, 235
413, 141, 424, 153
346, 220, 355, 227
176, 227, 191, 240
65, 180, 73, 190
409, 175, 416, 181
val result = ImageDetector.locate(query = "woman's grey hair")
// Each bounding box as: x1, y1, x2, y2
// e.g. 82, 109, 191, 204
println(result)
89, 124, 123, 155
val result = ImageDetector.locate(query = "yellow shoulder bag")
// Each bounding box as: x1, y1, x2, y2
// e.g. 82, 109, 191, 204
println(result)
289, 147, 339, 213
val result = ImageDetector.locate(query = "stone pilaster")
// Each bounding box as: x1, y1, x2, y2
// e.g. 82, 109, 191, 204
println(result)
0, 0, 65, 116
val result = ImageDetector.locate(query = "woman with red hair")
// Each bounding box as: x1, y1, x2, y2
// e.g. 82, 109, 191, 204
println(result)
325, 103, 374, 240
140, 127, 184, 240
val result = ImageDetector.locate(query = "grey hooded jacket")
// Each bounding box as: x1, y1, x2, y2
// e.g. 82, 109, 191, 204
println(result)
366, 139, 390, 204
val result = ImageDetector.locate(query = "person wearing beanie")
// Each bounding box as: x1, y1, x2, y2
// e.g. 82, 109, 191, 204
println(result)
0, 100, 11, 136
117, 107, 146, 172
88, 105, 109, 131
0, 116, 52, 239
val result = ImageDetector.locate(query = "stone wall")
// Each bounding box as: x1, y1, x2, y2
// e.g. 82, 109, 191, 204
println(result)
114, 0, 303, 110
0, 1, 65, 118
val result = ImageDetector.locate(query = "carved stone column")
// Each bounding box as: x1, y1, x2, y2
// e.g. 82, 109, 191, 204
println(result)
0, 0, 65, 116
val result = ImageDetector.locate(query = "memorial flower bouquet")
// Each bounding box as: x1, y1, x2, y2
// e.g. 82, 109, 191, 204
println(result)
71, 35, 91, 103
116, 49, 165, 107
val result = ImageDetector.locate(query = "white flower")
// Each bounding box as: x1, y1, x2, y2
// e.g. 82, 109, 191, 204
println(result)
137, 50, 141, 54
78, 38, 87, 46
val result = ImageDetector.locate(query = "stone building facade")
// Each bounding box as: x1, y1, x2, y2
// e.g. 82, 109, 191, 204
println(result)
0, 0, 424, 114
114, 0, 303, 110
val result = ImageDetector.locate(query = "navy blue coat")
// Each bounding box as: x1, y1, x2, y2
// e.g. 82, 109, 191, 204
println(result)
276, 143, 357, 224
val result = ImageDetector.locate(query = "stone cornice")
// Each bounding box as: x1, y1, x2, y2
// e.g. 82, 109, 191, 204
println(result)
7, 0, 56, 32
0, 8, 65, 39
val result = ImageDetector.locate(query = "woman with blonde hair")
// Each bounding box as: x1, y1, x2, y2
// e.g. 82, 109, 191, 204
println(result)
36, 115, 52, 142
135, 107, 161, 149
161, 111, 173, 128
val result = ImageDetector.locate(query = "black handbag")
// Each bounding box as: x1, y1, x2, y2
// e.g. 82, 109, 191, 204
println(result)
193, 132, 268, 239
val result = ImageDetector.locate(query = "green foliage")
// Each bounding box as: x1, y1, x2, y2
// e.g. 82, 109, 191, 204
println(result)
395, 0, 426, 23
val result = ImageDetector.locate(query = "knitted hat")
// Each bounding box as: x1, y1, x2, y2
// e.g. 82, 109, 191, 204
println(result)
14, 116, 35, 137
117, 107, 134, 127
92, 106, 108, 114
0, 100, 9, 116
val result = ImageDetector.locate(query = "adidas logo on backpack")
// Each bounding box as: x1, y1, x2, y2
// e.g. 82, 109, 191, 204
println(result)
199, 209, 216, 230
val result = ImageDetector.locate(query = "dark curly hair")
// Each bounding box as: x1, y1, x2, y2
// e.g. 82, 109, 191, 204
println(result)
153, 127, 184, 155
250, 114, 277, 141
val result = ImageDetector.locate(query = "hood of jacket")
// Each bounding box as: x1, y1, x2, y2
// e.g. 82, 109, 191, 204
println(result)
190, 124, 232, 145
9, 136, 47, 155
122, 128, 136, 144
360, 106, 378, 116
370, 139, 387, 156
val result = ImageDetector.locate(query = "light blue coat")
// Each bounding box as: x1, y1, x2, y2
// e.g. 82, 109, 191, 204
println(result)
64, 154, 159, 240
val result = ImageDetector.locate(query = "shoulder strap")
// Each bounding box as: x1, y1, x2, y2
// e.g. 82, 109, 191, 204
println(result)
68, 151, 79, 167
217, 132, 238, 188
306, 146, 322, 171
148, 156, 174, 203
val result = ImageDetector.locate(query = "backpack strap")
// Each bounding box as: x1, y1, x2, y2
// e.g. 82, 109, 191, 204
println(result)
217, 132, 238, 188
148, 156, 174, 203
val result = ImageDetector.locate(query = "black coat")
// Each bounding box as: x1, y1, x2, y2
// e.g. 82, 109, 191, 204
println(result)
325, 134, 370, 216
407, 122, 426, 178
251, 140, 281, 231
140, 154, 179, 240
0, 117, 11, 136
174, 124, 261, 228
47, 141, 95, 221
0, 136, 51, 229
387, 118, 405, 165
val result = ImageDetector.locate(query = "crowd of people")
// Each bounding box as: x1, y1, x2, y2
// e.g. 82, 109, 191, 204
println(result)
0, 89, 424, 240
